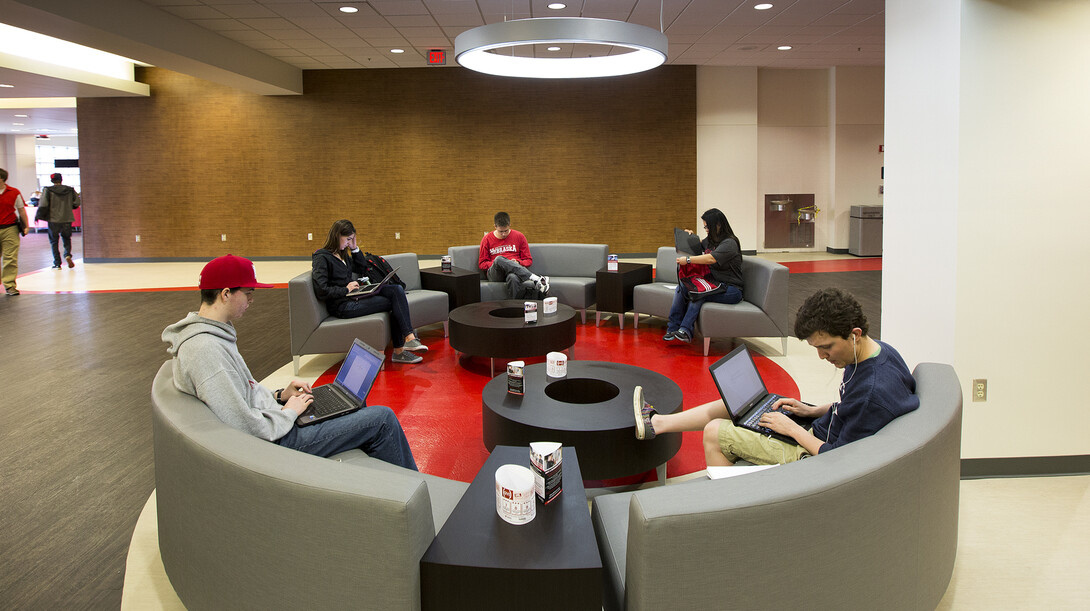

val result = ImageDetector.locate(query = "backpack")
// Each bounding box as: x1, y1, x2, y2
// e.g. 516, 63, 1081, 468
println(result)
362, 252, 406, 289
677, 259, 725, 302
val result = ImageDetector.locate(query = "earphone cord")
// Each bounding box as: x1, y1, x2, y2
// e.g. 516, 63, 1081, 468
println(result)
827, 335, 860, 445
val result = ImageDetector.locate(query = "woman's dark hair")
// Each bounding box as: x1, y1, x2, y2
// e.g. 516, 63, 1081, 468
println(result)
701, 208, 739, 250
794, 288, 869, 340
321, 219, 356, 260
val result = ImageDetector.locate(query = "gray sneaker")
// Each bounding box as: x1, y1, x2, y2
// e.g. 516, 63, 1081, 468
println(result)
392, 350, 423, 364
633, 386, 657, 440
403, 338, 428, 352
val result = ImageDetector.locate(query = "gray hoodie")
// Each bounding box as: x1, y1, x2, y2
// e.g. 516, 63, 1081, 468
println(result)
162, 312, 296, 441
41, 184, 80, 224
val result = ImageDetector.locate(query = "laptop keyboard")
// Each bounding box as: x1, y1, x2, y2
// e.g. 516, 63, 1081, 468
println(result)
742, 395, 779, 434
310, 385, 357, 417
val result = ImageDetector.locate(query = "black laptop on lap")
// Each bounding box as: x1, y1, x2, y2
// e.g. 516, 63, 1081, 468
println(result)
708, 344, 815, 445
297, 338, 384, 427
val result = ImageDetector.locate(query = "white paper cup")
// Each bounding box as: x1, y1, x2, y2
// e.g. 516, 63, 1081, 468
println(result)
543, 296, 558, 314
495, 464, 536, 525
547, 352, 567, 378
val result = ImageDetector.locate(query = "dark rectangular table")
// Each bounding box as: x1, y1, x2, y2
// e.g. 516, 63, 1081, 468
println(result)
595, 262, 653, 329
420, 265, 481, 310
420, 445, 602, 611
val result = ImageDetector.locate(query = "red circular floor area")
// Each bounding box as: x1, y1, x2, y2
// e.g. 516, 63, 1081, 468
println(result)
315, 320, 799, 483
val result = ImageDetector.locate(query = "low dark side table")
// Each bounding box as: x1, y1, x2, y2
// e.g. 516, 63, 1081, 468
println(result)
595, 262, 653, 329
420, 445, 602, 611
420, 266, 481, 310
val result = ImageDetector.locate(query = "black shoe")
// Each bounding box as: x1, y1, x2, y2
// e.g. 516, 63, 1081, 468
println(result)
675, 329, 692, 343
663, 330, 677, 341
52, 264, 62, 269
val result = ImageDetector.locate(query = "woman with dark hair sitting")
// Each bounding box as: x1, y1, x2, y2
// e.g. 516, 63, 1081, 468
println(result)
664, 207, 744, 343
311, 219, 427, 364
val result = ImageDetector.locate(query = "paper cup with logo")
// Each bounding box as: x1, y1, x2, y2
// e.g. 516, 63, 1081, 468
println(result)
547, 352, 568, 378
495, 464, 536, 525
543, 297, 558, 314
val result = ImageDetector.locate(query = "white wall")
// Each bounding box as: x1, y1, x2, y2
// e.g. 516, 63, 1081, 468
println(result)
696, 67, 759, 249
886, 0, 1090, 458
831, 67, 885, 249
0, 135, 38, 193
698, 67, 884, 252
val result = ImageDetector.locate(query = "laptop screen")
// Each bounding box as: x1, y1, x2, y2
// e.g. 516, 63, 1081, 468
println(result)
335, 340, 383, 401
708, 345, 769, 420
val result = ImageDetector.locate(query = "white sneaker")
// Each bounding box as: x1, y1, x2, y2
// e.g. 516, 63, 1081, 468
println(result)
537, 275, 550, 294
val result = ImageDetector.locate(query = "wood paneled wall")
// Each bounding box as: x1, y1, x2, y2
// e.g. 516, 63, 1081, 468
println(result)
77, 66, 696, 259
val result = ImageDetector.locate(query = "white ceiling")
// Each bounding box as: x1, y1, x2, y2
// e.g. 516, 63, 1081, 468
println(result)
0, 0, 885, 135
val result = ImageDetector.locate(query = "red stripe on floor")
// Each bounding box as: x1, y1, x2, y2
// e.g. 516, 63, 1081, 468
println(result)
782, 258, 882, 273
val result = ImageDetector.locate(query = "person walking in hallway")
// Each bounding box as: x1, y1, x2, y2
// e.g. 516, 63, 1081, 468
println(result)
0, 168, 30, 296
40, 173, 81, 269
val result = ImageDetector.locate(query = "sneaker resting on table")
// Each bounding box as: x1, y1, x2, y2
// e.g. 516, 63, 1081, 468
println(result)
391, 350, 423, 364
403, 338, 428, 352
633, 385, 657, 440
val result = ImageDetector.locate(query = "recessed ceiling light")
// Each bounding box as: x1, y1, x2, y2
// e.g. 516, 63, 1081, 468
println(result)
339, 6, 358, 13
777, 45, 792, 50
391, 48, 405, 54
547, 46, 561, 52
755, 3, 774, 9
13, 122, 24, 126
548, 3, 566, 9
0, 84, 14, 88
14, 114, 28, 117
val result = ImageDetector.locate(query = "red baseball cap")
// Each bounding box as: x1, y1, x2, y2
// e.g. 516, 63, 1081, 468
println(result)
199, 255, 274, 289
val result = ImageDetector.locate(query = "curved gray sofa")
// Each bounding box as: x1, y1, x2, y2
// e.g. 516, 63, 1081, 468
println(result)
591, 362, 962, 610
448, 243, 607, 323
288, 252, 449, 373
151, 361, 468, 610
633, 246, 790, 356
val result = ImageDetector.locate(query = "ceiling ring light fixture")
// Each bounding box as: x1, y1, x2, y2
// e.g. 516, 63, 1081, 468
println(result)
455, 17, 668, 79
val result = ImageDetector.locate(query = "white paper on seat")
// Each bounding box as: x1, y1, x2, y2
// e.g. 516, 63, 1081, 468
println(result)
706, 465, 777, 479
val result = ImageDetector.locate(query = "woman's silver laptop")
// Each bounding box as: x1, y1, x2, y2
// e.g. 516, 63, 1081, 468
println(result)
346, 266, 400, 299
297, 339, 384, 427
708, 344, 815, 445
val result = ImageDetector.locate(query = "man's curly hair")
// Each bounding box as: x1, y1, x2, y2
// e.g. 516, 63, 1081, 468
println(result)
794, 288, 869, 340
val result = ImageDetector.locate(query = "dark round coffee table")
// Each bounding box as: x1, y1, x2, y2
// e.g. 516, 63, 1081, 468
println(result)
448, 299, 577, 376
482, 361, 682, 481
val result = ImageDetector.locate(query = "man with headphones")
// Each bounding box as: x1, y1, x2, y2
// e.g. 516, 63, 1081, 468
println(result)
635, 288, 919, 466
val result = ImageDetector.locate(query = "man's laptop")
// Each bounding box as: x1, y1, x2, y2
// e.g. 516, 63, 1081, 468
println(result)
674, 227, 702, 256
708, 344, 815, 445
297, 338, 384, 427
346, 266, 400, 299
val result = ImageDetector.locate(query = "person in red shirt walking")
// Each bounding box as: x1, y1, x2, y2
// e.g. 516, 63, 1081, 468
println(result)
477, 211, 549, 299
0, 168, 31, 296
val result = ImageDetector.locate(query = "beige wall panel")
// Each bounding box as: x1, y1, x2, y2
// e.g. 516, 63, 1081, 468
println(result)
76, 66, 696, 259
757, 69, 829, 127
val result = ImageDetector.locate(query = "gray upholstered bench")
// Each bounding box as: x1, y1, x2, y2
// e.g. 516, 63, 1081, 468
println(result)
288, 252, 449, 373
151, 361, 468, 610
590, 362, 962, 610
448, 243, 607, 324
633, 246, 790, 356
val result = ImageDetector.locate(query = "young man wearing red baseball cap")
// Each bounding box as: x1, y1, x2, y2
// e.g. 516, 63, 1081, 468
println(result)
162, 254, 417, 469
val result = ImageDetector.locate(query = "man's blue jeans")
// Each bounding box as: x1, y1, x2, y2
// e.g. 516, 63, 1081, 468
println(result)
334, 284, 414, 348
277, 405, 418, 470
667, 283, 743, 336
